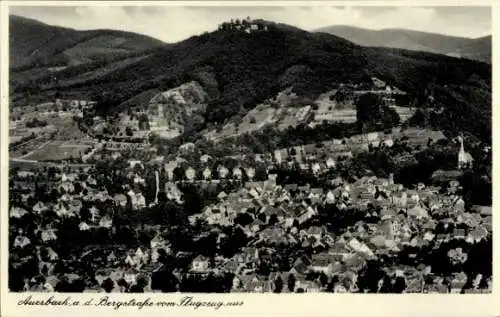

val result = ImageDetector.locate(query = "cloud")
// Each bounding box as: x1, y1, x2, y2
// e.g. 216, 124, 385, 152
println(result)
9, 5, 491, 42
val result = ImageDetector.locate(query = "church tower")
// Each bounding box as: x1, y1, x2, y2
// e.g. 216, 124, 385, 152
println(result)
457, 135, 474, 169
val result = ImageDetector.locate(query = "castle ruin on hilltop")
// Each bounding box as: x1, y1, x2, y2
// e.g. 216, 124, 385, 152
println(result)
218, 17, 270, 34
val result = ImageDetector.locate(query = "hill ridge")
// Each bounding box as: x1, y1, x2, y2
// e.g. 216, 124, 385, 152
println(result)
314, 24, 491, 63
9, 14, 165, 70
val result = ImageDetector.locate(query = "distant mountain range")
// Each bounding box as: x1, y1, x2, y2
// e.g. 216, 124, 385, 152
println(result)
9, 15, 164, 70
315, 25, 491, 63
9, 16, 491, 142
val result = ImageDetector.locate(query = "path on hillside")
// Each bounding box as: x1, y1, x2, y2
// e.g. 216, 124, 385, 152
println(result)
16, 140, 52, 159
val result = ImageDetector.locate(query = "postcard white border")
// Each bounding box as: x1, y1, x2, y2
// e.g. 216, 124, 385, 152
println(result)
1, 1, 498, 317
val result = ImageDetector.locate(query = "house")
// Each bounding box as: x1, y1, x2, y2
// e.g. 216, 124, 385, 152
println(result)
124, 268, 138, 285
33, 201, 48, 213
309, 253, 335, 275
232, 167, 243, 179
99, 216, 113, 229
309, 188, 324, 199
250, 219, 266, 233
150, 234, 167, 249
326, 158, 336, 169
472, 205, 492, 216
217, 166, 229, 179
407, 205, 429, 219
284, 184, 298, 193
125, 254, 135, 266
278, 191, 292, 203
10, 206, 28, 218
191, 255, 210, 273
41, 229, 58, 242
324, 190, 336, 204
327, 241, 351, 260
295, 279, 321, 293
298, 184, 311, 193
134, 247, 147, 264
245, 167, 256, 180
150, 248, 161, 263
185, 167, 196, 181
13, 235, 31, 248
54, 203, 72, 218
453, 229, 466, 240
16, 170, 35, 179
423, 231, 435, 241
260, 226, 287, 245
221, 259, 239, 273
217, 191, 227, 200
297, 206, 317, 224
107, 252, 117, 263
290, 259, 309, 277
466, 226, 489, 243
232, 275, 244, 291
113, 194, 128, 207
247, 187, 261, 199
165, 183, 183, 202
241, 275, 267, 293
79, 222, 90, 231
311, 163, 321, 174
127, 191, 146, 210
20, 193, 32, 204
347, 238, 375, 258
133, 174, 146, 185
262, 179, 277, 192
200, 154, 212, 164
128, 160, 144, 169
259, 205, 283, 221
306, 226, 326, 241
60, 181, 74, 193
450, 272, 467, 293
202, 167, 212, 180
240, 247, 259, 264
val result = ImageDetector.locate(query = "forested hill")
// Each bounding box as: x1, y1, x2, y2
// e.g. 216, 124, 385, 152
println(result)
9, 15, 165, 70
10, 18, 491, 142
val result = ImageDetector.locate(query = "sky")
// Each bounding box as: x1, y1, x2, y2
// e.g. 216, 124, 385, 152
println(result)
9, 5, 491, 43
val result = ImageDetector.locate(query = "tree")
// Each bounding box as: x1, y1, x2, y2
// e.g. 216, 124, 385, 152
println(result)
356, 93, 382, 125
101, 278, 115, 293
355, 93, 401, 130
70, 278, 86, 292
268, 214, 279, 226
357, 260, 386, 293
393, 276, 407, 293
151, 269, 178, 292
287, 273, 296, 292
319, 272, 329, 287
125, 126, 134, 137
173, 166, 185, 182
273, 276, 283, 293
55, 278, 71, 292
8, 267, 25, 292
138, 114, 150, 130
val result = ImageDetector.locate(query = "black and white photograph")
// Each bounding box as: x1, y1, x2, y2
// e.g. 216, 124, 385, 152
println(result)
5, 3, 492, 296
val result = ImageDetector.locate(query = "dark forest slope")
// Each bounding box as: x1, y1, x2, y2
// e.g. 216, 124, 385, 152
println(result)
10, 19, 491, 141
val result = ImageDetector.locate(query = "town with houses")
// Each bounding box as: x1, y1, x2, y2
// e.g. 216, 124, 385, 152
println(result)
7, 16, 492, 294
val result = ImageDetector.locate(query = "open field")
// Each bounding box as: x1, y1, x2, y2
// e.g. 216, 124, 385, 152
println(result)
22, 140, 91, 161
10, 159, 93, 170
